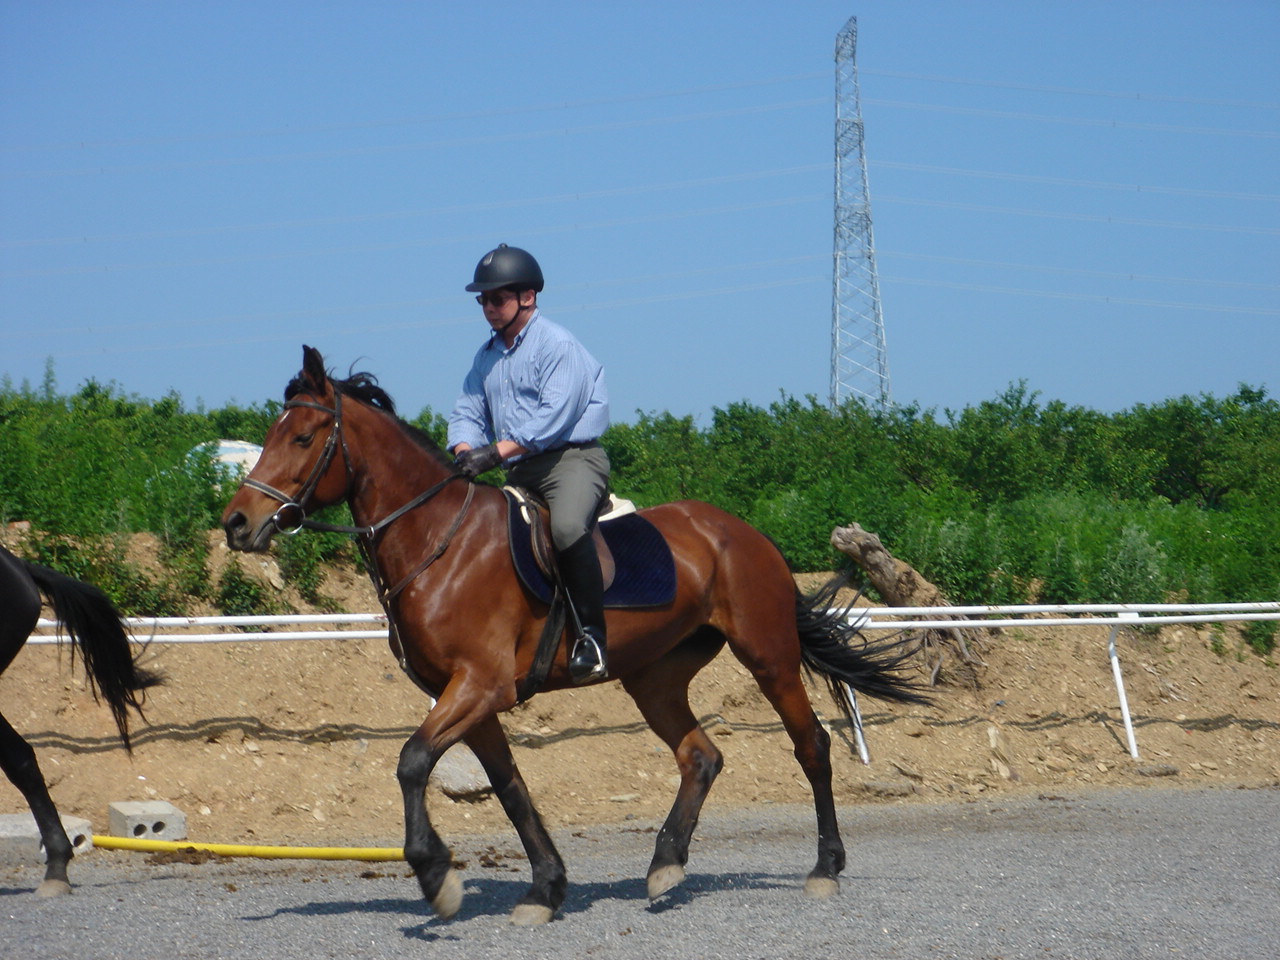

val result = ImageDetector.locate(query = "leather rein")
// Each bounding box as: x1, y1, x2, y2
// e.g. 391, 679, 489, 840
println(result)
241, 390, 473, 608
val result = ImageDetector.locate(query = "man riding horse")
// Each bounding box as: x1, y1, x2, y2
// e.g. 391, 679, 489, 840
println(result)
447, 244, 611, 684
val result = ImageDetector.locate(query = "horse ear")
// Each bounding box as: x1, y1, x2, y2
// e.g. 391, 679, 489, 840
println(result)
301, 345, 326, 391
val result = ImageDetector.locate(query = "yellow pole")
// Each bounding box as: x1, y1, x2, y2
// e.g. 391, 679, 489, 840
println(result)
93, 835, 405, 861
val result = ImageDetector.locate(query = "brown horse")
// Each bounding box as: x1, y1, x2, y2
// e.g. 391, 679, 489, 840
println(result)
0, 545, 160, 896
222, 345, 926, 925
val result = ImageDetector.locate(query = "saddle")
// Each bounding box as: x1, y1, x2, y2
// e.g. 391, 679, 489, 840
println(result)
503, 487, 676, 609
504, 486, 676, 702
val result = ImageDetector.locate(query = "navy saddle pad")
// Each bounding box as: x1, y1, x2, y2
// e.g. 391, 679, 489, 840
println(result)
506, 499, 676, 608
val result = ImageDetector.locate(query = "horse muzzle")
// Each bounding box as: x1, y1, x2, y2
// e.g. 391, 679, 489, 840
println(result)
222, 508, 280, 553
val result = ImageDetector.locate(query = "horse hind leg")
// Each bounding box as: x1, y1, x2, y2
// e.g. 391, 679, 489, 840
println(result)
0, 713, 75, 897
732, 650, 846, 898
0, 552, 72, 897
621, 634, 725, 900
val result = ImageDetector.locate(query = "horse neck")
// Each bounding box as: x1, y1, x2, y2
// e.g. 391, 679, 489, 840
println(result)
341, 401, 460, 531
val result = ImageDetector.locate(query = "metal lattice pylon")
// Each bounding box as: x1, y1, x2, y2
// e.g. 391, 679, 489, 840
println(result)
831, 15, 891, 411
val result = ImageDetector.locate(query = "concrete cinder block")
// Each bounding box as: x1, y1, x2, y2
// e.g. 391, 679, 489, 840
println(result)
0, 813, 94, 865
107, 801, 187, 841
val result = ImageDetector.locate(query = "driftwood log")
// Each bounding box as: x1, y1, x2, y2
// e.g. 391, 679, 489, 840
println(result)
830, 522, 989, 686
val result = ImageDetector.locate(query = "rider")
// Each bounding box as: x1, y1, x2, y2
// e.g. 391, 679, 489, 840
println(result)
446, 244, 612, 684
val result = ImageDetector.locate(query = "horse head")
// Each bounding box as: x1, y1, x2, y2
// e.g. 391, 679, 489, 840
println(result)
222, 345, 354, 552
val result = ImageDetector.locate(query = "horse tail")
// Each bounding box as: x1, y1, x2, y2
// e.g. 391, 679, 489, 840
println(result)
794, 570, 931, 724
26, 563, 163, 751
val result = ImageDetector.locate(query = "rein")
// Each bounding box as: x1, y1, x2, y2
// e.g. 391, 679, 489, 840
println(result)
244, 390, 472, 609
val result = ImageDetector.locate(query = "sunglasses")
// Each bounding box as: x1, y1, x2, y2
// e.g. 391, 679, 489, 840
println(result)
475, 291, 520, 307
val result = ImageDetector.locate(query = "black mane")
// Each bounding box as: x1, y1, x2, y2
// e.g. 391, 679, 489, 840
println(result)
286, 368, 396, 414
285, 364, 456, 467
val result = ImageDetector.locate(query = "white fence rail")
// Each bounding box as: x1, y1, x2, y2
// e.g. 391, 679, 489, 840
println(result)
32, 613, 391, 644
32, 602, 1279, 764
33, 602, 1279, 645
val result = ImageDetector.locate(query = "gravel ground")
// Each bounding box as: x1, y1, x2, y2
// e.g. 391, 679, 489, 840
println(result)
3, 786, 1276, 960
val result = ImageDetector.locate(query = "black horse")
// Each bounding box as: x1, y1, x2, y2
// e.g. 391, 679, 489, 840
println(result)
0, 545, 161, 896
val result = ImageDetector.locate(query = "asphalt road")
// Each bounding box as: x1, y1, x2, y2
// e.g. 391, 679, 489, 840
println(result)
3, 786, 1275, 960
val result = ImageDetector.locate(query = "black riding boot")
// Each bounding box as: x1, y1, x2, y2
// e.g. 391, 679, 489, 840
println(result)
558, 533, 607, 684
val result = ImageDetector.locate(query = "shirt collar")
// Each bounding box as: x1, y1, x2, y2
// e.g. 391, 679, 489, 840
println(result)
487, 308, 541, 353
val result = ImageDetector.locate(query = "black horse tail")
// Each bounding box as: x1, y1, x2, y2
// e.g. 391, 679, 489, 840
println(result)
27, 563, 163, 751
795, 570, 931, 725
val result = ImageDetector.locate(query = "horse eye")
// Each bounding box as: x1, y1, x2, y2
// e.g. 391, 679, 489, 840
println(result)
294, 433, 314, 446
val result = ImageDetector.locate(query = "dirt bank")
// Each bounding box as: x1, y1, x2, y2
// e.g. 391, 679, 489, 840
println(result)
3, 542, 1277, 850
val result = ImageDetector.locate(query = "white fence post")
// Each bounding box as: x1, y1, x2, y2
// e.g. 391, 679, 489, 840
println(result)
1109, 611, 1141, 759
840, 682, 871, 765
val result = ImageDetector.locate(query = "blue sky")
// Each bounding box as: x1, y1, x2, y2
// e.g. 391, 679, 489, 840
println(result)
2, 1, 1276, 427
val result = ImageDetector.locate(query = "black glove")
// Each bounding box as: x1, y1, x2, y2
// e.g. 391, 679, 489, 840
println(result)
455, 443, 503, 479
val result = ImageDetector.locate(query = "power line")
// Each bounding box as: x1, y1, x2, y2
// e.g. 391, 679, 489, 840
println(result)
9, 156, 1272, 252
876, 195, 1280, 235
859, 68, 1280, 111
0, 165, 833, 249
4, 183, 1276, 280
882, 275, 1280, 317
880, 251, 1280, 292
872, 160, 1280, 203
5, 83, 1275, 180
4, 66, 1272, 158
863, 97, 1280, 139
0, 99, 827, 180
8, 270, 1275, 371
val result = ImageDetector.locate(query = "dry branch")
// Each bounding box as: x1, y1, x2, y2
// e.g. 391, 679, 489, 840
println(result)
830, 522, 990, 687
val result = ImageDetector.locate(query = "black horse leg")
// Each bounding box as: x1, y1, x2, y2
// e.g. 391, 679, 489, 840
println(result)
0, 713, 74, 897
752, 672, 846, 897
0, 548, 71, 897
621, 643, 725, 900
463, 716, 566, 925
397, 727, 464, 920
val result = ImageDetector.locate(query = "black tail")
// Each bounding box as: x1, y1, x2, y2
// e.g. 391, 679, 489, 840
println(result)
795, 570, 931, 725
27, 563, 162, 751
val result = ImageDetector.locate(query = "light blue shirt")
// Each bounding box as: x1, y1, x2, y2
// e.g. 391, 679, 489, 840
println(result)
447, 310, 609, 459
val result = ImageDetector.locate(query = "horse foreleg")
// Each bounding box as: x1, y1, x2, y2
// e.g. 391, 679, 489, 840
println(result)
397, 728, 462, 919
397, 677, 510, 921
463, 716, 566, 925
622, 647, 724, 901
0, 713, 74, 897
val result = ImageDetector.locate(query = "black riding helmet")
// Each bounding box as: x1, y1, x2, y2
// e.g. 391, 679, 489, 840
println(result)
465, 243, 545, 293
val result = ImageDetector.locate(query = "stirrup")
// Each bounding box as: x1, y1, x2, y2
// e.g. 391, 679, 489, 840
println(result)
568, 630, 607, 685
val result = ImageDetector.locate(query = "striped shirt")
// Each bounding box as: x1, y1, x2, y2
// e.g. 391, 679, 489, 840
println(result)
447, 310, 609, 460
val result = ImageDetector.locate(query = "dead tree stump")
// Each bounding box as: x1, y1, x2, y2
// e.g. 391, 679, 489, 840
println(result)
830, 522, 989, 687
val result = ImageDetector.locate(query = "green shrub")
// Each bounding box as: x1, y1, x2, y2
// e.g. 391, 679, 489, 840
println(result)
274, 511, 353, 606
214, 561, 279, 619
1243, 621, 1277, 657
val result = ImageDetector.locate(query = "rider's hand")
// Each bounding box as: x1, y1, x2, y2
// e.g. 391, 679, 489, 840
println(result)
455, 443, 503, 479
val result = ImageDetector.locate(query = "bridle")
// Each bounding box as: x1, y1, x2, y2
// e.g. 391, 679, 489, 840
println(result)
242, 393, 353, 536
242, 388, 473, 607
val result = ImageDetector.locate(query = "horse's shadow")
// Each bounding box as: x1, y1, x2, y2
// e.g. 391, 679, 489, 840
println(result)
238, 869, 796, 939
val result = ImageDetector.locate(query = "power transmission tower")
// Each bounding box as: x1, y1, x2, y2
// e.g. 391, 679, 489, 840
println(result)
831, 15, 891, 411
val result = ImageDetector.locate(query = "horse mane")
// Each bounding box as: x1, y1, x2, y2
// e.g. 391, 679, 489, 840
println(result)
286, 367, 396, 413
286, 365, 457, 470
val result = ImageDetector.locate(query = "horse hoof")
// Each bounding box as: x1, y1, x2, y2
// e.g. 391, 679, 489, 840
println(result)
803, 875, 839, 899
647, 864, 685, 900
510, 903, 554, 926
431, 870, 463, 920
36, 879, 72, 898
